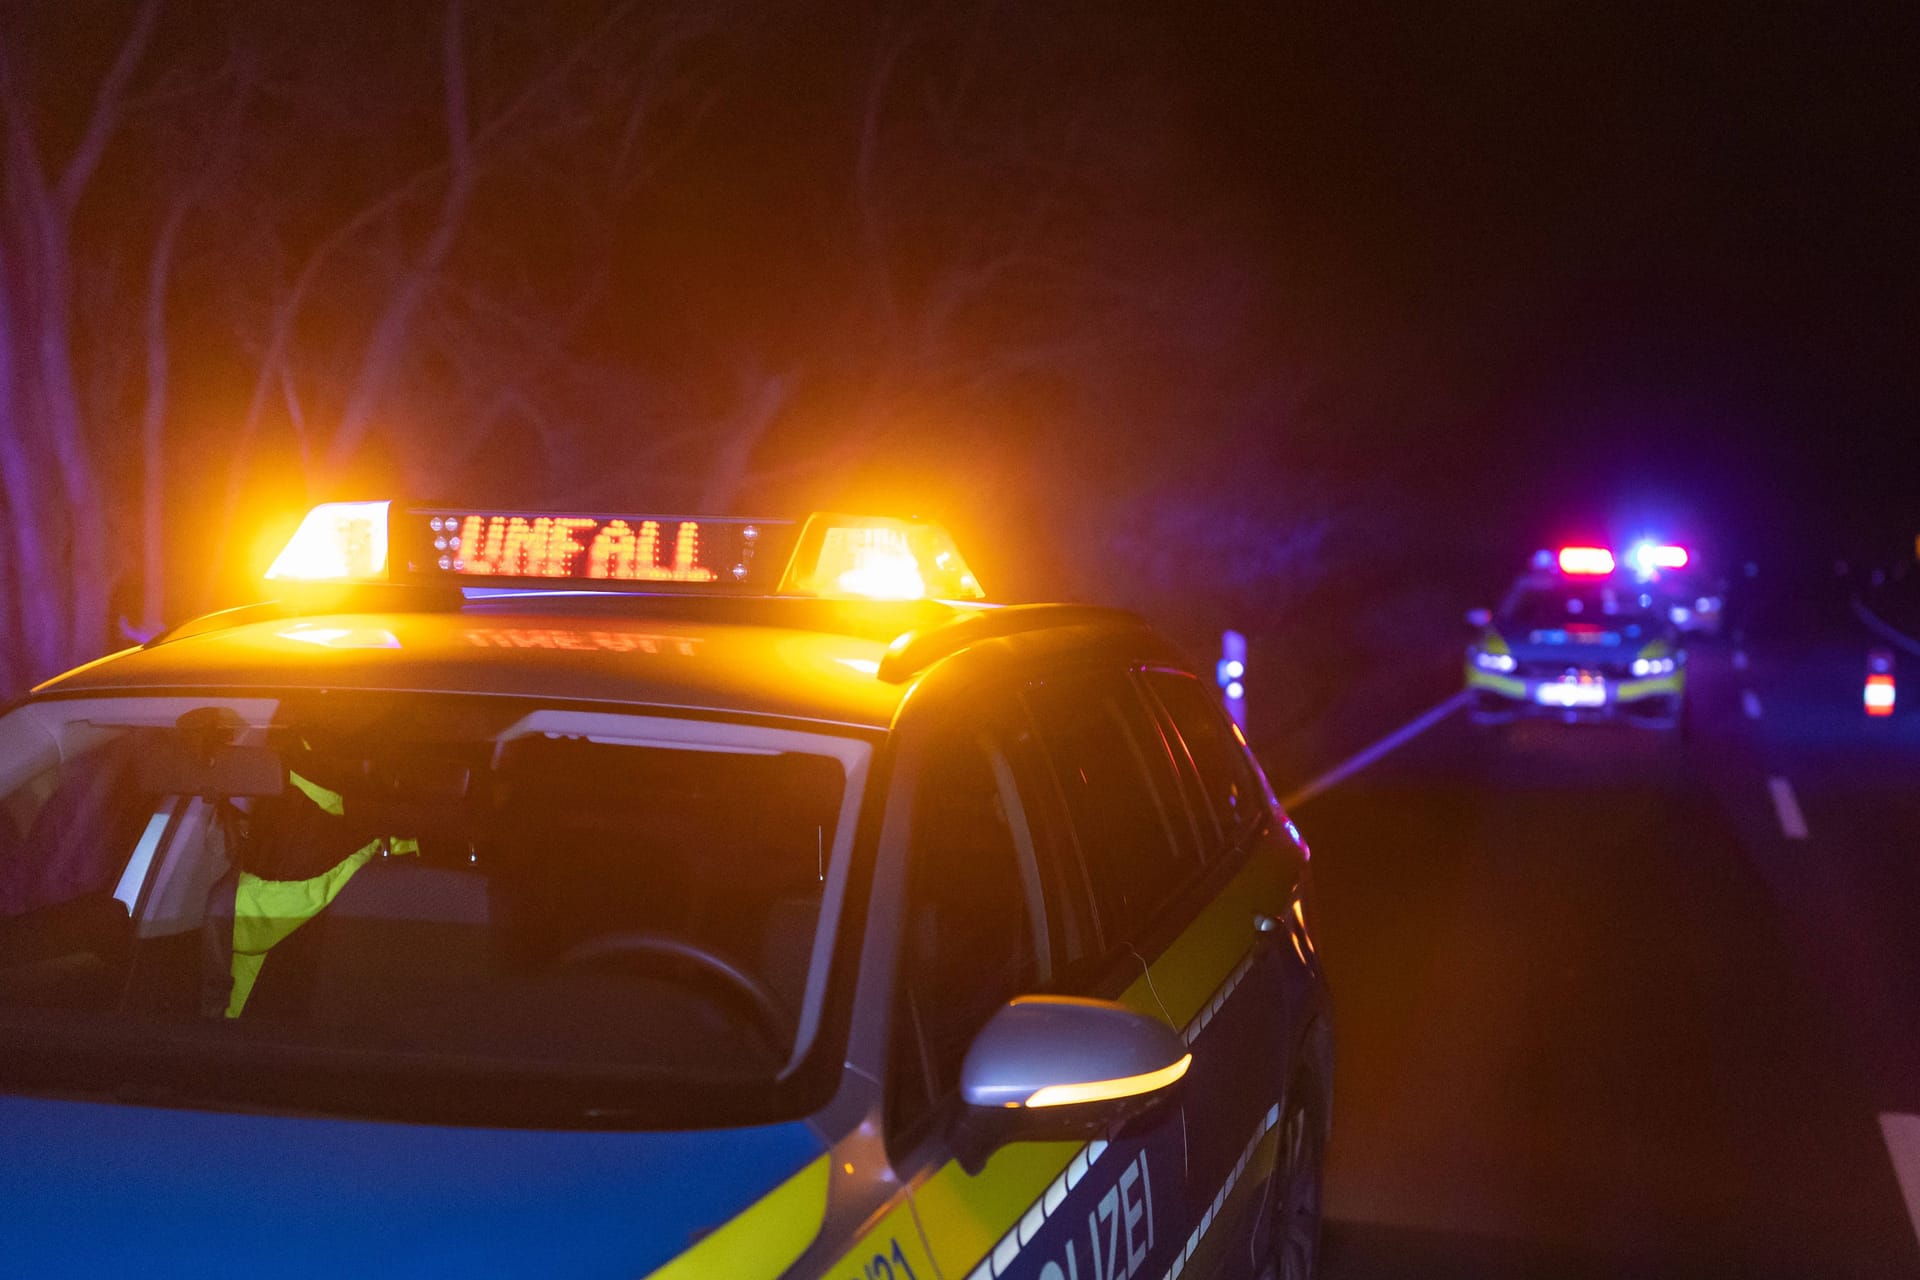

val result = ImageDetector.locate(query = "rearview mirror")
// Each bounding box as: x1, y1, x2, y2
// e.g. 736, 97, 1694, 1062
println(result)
1465, 607, 1493, 629
363, 756, 471, 801
949, 996, 1190, 1174
136, 744, 284, 798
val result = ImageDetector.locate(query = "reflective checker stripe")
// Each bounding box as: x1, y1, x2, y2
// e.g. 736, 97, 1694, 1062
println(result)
963, 1140, 1111, 1280
1182, 951, 1255, 1048
1158, 1103, 1281, 1280
951, 932, 1268, 1280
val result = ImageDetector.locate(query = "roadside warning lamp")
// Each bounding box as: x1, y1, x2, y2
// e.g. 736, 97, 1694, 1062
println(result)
1866, 649, 1896, 717
1557, 546, 1616, 576
1218, 629, 1248, 729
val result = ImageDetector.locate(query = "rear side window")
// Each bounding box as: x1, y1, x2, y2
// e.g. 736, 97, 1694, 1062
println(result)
1144, 671, 1269, 845
1024, 671, 1196, 946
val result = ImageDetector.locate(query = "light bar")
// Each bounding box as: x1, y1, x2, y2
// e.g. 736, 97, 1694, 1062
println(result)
263, 502, 990, 601
1023, 1053, 1192, 1109
1557, 546, 1615, 576
265, 501, 391, 582
778, 513, 984, 601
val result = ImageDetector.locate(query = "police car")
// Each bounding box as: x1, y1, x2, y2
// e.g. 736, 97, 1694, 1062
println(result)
0, 503, 1331, 1279
1466, 545, 1687, 731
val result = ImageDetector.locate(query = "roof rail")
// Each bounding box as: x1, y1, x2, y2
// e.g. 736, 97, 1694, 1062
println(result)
146, 583, 464, 648
876, 604, 1148, 684
145, 601, 296, 647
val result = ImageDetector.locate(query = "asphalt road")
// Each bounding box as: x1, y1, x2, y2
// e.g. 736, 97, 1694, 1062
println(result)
1281, 596, 1920, 1278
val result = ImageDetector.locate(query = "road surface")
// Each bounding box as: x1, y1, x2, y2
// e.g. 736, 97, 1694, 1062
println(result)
1280, 597, 1920, 1277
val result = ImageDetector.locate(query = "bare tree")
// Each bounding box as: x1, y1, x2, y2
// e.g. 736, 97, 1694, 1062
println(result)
664, 0, 1276, 537
0, 1, 738, 687
0, 0, 1313, 694
0, 0, 162, 682
195, 0, 736, 599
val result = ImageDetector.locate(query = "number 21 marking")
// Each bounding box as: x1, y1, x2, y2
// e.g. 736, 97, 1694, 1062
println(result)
859, 1239, 917, 1280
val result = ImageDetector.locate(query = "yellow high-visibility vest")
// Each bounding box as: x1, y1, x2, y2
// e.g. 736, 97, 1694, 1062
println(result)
225, 771, 416, 1017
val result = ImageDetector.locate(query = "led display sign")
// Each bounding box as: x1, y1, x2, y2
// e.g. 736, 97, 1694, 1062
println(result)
402, 512, 788, 588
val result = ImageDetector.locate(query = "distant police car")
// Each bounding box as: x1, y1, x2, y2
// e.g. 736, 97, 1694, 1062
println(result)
1467, 545, 1687, 730
0, 503, 1331, 1280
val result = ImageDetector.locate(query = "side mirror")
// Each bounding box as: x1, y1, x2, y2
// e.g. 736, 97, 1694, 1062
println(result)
949, 996, 1190, 1175
1465, 607, 1493, 629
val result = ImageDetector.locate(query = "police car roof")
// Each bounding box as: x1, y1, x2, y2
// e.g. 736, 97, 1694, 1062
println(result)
36, 592, 1156, 731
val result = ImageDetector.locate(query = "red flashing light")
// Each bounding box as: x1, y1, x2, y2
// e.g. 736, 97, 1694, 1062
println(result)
1558, 546, 1616, 576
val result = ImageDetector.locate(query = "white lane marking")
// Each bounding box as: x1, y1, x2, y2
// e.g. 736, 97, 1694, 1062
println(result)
1880, 1113, 1920, 1250
1742, 690, 1763, 720
1733, 649, 1749, 670
1767, 776, 1808, 839
1281, 690, 1469, 811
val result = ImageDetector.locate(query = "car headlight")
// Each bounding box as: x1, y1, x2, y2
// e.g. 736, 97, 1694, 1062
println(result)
1473, 650, 1517, 673
1630, 656, 1677, 677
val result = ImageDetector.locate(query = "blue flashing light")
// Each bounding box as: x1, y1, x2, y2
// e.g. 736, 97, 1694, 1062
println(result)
1218, 629, 1248, 729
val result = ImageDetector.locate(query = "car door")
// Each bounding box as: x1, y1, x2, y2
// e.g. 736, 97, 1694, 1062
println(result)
889, 690, 1191, 1280
1016, 662, 1284, 1279
1137, 668, 1312, 1279
1017, 663, 1309, 1279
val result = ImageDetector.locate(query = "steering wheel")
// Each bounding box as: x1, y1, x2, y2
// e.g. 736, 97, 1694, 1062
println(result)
548, 931, 789, 1053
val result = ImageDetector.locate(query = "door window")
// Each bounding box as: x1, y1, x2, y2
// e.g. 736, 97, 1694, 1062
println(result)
1142, 670, 1269, 847
888, 726, 1043, 1138
1023, 670, 1198, 948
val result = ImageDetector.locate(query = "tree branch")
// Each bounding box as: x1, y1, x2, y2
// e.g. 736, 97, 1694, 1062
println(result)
56, 0, 163, 213
441, 0, 472, 179
853, 20, 915, 329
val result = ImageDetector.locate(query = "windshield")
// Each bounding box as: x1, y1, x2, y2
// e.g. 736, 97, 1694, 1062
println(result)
0, 692, 869, 1127
1500, 582, 1664, 632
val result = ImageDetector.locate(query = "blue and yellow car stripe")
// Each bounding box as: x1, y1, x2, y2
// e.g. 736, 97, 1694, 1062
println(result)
644, 1155, 833, 1280
817, 1198, 939, 1280
1614, 671, 1684, 702
1465, 665, 1527, 699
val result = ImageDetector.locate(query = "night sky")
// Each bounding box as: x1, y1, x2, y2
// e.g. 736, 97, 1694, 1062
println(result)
1177, 2, 1919, 564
